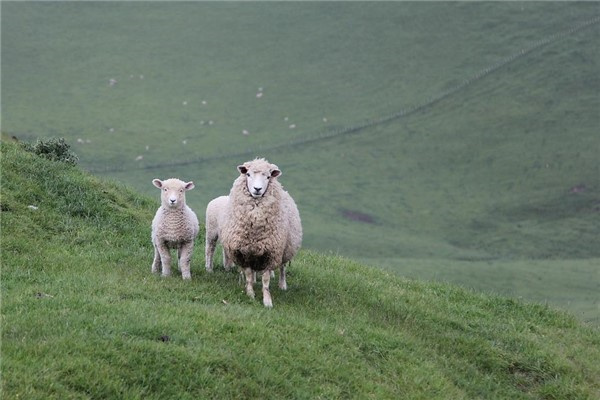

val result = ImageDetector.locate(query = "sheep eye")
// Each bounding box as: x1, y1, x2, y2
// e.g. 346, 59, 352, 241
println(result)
179, 189, 183, 193
246, 173, 250, 177
163, 188, 168, 192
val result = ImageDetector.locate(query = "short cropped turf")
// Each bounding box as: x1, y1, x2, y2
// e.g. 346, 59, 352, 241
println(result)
2, 138, 599, 398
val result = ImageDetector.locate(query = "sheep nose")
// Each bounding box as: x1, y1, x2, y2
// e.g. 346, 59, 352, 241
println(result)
169, 197, 177, 204
253, 187, 262, 192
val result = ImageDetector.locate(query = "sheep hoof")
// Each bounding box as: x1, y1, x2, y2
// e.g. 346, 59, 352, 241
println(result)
262, 289, 273, 308
182, 274, 191, 280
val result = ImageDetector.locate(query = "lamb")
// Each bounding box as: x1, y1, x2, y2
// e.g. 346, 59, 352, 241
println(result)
217, 158, 302, 308
151, 178, 199, 280
204, 195, 233, 272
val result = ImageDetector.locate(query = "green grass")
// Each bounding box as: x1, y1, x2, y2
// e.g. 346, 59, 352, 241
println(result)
3, 3, 598, 247
2, 0, 599, 343
366, 258, 599, 326
2, 141, 599, 398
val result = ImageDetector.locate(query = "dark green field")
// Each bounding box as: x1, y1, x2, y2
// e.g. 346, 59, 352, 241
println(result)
2, 1, 598, 326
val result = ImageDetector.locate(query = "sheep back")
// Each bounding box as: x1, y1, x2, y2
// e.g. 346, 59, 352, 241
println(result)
206, 195, 229, 239
281, 190, 302, 264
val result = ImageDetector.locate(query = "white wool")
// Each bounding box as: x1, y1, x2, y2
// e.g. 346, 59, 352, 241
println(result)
151, 178, 199, 280
209, 158, 302, 308
204, 195, 232, 272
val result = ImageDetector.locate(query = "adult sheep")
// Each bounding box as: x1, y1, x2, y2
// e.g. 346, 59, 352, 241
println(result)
218, 158, 302, 308
151, 178, 199, 280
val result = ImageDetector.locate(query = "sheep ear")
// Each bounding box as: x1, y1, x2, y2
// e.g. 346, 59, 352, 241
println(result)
152, 179, 163, 188
271, 168, 281, 178
184, 181, 195, 191
238, 165, 248, 174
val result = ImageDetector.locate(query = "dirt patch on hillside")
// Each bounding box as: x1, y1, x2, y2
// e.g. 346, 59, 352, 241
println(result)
569, 183, 587, 194
340, 209, 377, 224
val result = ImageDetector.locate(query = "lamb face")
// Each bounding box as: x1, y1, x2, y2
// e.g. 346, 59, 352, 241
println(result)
238, 161, 281, 198
153, 178, 194, 208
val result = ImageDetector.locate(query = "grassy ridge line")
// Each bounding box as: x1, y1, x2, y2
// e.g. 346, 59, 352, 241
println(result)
86, 13, 600, 174
2, 141, 600, 399
367, 257, 600, 326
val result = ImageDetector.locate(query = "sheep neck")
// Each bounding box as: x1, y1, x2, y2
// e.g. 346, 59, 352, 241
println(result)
160, 205, 187, 216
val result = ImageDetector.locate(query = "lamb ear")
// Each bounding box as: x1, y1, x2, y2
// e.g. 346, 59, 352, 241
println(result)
184, 181, 195, 191
238, 165, 248, 174
152, 179, 163, 188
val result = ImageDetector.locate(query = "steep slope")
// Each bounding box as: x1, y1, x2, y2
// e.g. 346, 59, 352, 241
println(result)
2, 141, 599, 399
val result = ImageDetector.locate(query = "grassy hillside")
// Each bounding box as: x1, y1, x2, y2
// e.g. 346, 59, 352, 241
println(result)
2, 4, 599, 322
2, 140, 599, 399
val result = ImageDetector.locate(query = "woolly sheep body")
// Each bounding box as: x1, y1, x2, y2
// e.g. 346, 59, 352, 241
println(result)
204, 195, 233, 272
205, 196, 276, 282
219, 158, 302, 307
151, 178, 199, 280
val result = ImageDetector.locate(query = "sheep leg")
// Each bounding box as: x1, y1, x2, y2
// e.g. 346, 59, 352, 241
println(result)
178, 242, 193, 280
205, 235, 217, 272
157, 241, 172, 277
279, 263, 288, 291
254, 270, 273, 283
151, 244, 162, 274
262, 270, 273, 308
244, 268, 255, 299
222, 248, 233, 271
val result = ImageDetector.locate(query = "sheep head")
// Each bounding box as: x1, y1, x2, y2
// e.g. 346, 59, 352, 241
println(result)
237, 158, 281, 198
152, 178, 195, 209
